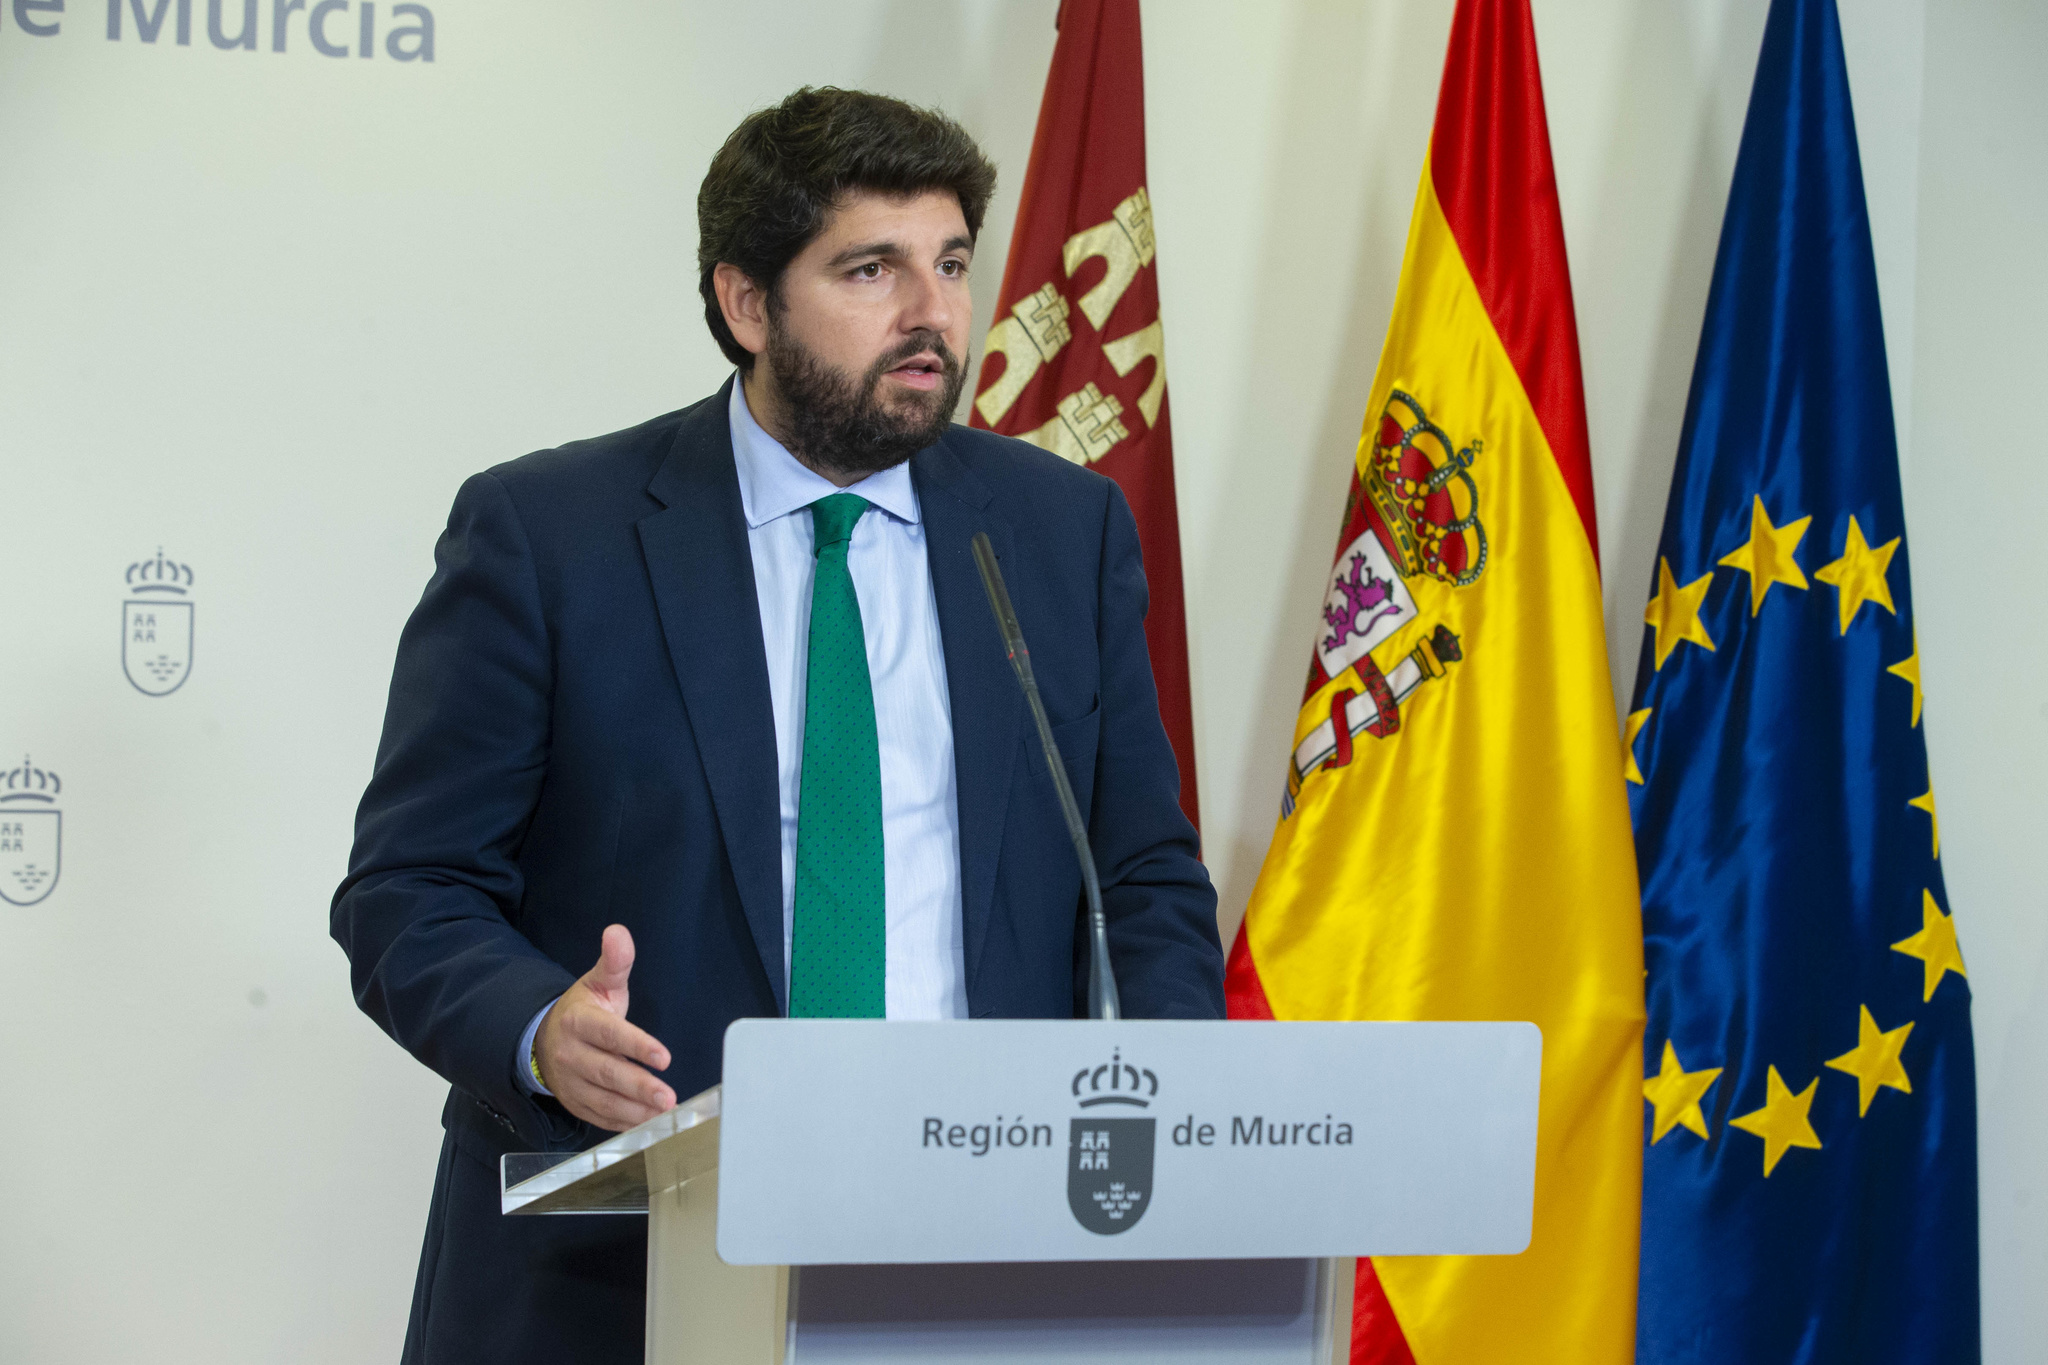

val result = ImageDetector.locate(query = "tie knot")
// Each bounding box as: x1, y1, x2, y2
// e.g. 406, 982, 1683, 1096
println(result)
810, 493, 870, 553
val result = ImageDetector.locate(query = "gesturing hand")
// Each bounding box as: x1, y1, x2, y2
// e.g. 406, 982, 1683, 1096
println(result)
534, 924, 677, 1132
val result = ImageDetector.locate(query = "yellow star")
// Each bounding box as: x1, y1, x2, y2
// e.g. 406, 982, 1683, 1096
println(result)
1645, 557, 1716, 670
1623, 708, 1654, 785
1886, 633, 1924, 726
1717, 495, 1811, 615
1908, 787, 1940, 857
1644, 1039, 1722, 1142
1727, 1065, 1823, 1176
1824, 1004, 1914, 1117
1812, 515, 1900, 634
1892, 888, 1967, 1001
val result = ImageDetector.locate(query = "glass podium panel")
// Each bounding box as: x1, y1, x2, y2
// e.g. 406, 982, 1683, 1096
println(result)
500, 1084, 722, 1215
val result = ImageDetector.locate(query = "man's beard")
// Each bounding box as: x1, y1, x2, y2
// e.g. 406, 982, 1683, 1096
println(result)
765, 320, 968, 480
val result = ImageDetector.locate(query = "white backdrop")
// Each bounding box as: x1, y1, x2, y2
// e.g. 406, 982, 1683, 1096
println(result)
0, 2, 2039, 1361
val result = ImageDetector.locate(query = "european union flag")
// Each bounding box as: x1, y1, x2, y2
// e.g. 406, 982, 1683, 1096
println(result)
1627, 1, 1978, 1361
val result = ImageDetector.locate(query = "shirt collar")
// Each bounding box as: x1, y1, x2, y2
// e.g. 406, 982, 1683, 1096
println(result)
728, 375, 922, 530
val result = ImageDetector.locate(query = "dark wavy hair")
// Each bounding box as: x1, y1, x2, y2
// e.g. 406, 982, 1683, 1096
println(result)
696, 87, 999, 371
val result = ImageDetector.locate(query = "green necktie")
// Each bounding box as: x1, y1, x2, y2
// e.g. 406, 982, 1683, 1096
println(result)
788, 493, 886, 1018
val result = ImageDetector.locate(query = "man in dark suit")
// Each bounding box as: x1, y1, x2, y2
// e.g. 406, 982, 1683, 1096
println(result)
333, 87, 1223, 1364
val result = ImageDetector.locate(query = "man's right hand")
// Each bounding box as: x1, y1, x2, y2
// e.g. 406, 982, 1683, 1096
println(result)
534, 924, 677, 1132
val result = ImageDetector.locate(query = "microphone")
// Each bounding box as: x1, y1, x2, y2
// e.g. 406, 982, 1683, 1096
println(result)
970, 532, 1121, 1022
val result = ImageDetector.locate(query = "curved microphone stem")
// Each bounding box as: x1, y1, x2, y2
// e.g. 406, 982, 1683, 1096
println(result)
970, 532, 1121, 1021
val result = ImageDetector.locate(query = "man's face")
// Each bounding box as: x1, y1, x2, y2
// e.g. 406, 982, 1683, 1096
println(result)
761, 188, 975, 477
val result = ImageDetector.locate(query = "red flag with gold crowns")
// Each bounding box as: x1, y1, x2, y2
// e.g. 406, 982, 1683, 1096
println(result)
971, 0, 1197, 828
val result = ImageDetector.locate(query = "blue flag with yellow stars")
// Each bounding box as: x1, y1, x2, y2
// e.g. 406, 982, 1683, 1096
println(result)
1627, 0, 1978, 1361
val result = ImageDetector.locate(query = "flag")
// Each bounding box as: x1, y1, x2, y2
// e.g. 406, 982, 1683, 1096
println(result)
1226, 2, 1643, 1361
970, 0, 1198, 827
1628, 1, 1978, 1360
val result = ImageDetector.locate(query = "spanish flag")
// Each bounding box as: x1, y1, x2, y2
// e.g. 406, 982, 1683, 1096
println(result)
1226, 2, 1644, 1362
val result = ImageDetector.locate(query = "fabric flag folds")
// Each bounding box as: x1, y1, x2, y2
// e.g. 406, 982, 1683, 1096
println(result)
970, 0, 1198, 827
1628, 1, 1979, 1361
1227, 2, 1643, 1362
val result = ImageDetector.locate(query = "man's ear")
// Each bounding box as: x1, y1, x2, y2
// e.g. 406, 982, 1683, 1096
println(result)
713, 263, 770, 362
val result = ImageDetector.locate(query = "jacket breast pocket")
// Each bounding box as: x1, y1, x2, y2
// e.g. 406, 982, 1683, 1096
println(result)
1040, 700, 1102, 821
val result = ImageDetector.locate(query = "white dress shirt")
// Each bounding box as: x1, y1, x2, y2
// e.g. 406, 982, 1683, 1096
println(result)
519, 378, 968, 1092
728, 377, 969, 1021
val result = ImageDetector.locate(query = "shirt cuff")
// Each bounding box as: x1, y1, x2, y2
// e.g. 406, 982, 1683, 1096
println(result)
515, 997, 561, 1097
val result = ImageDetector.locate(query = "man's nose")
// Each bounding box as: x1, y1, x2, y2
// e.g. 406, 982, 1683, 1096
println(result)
897, 266, 956, 339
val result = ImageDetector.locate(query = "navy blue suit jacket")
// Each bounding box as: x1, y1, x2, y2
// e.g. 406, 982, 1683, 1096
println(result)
333, 382, 1222, 1363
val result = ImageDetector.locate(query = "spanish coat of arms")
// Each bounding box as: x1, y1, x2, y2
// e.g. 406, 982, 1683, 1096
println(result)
1282, 390, 1486, 816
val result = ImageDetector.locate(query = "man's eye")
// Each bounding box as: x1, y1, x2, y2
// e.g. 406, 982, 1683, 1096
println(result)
855, 262, 883, 279
940, 260, 967, 277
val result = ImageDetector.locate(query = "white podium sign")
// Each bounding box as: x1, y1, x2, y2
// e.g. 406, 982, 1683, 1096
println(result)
716, 1019, 1540, 1266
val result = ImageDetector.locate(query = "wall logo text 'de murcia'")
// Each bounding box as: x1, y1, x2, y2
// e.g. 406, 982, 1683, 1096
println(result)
124, 549, 194, 696
1, 756, 61, 907
3, 1, 435, 62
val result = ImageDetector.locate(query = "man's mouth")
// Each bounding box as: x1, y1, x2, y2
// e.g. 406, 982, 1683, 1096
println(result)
884, 353, 947, 392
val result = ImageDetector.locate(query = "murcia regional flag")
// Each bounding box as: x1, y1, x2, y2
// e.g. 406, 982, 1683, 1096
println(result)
971, 0, 1198, 827
1227, 2, 1644, 1362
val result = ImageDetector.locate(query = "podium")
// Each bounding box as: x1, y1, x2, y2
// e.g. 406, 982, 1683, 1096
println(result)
502, 1020, 1541, 1364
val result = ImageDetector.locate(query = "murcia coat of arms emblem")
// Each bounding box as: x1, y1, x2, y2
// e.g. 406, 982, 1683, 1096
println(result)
0, 756, 61, 907
1067, 1048, 1158, 1235
123, 549, 194, 696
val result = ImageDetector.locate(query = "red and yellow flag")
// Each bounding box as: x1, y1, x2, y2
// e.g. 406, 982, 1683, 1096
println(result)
971, 0, 1198, 827
1226, 3, 1644, 1361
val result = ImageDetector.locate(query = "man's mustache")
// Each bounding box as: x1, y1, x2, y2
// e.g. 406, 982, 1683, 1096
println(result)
867, 333, 963, 383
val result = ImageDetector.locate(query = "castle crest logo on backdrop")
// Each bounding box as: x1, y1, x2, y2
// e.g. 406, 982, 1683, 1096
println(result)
1068, 1048, 1158, 1235
123, 549, 194, 696
1, 756, 62, 908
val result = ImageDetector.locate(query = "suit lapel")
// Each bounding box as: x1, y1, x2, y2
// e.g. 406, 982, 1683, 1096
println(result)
638, 381, 787, 1013
914, 437, 1023, 1003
